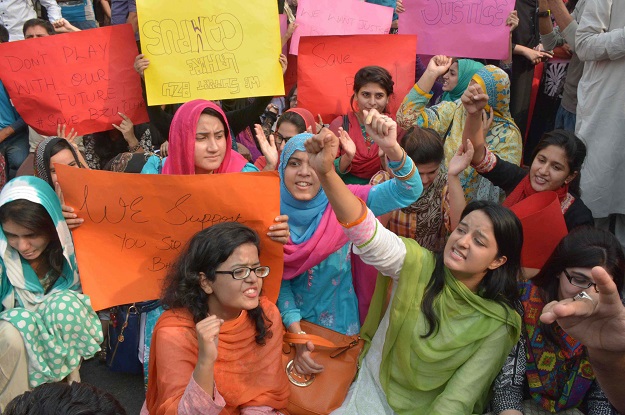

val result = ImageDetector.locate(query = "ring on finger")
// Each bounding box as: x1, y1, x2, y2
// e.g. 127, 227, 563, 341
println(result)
573, 291, 596, 306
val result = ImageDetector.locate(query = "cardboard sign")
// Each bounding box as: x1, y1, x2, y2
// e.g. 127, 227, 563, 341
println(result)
0, 25, 148, 136
297, 35, 417, 122
399, 0, 514, 60
289, 0, 394, 55
55, 165, 283, 311
137, 0, 285, 105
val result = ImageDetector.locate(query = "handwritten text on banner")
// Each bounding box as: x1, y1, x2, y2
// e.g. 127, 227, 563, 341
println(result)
136, 0, 284, 105
289, 0, 394, 55
56, 165, 283, 311
399, 0, 514, 60
0, 25, 148, 136
298, 35, 417, 123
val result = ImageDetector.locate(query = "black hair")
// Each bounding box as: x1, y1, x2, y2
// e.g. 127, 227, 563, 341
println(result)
39, 138, 83, 187
200, 107, 230, 139
0, 200, 63, 292
22, 18, 55, 37
0, 24, 9, 43
350, 66, 394, 113
276, 111, 307, 133
285, 84, 297, 110
420, 201, 523, 337
401, 127, 444, 165
532, 226, 625, 343
161, 222, 272, 345
3, 382, 126, 415
531, 129, 586, 197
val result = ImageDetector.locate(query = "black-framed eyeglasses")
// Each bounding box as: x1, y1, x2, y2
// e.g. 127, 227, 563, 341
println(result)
214, 266, 270, 280
563, 269, 599, 293
273, 131, 292, 145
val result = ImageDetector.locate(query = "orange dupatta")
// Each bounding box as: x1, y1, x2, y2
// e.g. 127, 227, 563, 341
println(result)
145, 297, 290, 415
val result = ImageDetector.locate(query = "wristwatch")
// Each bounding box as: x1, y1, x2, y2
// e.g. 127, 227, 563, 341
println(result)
537, 9, 551, 17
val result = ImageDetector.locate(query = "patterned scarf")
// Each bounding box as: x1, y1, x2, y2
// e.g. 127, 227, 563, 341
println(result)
521, 281, 595, 412
34, 137, 82, 187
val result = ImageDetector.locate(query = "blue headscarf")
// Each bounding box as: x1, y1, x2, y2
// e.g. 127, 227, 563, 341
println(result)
279, 133, 329, 244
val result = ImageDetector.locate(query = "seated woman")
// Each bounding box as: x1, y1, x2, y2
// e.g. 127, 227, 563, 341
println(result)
462, 82, 593, 230
490, 227, 624, 414
329, 66, 396, 184
33, 136, 88, 229
278, 113, 422, 375
370, 127, 448, 251
253, 107, 318, 171
83, 112, 153, 171
397, 56, 522, 203
438, 58, 484, 103
0, 176, 103, 410
142, 222, 289, 415
303, 112, 523, 414
141, 100, 260, 175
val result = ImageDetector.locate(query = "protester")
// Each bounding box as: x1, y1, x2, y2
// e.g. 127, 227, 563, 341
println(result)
490, 227, 623, 414
58, 0, 98, 29
254, 108, 317, 171
143, 223, 289, 414
397, 57, 522, 203
279, 112, 422, 374
0, 0, 62, 40
439, 59, 484, 103
4, 382, 127, 415
463, 83, 593, 230
303, 113, 522, 413
0, 177, 103, 410
575, 0, 625, 248
329, 66, 396, 184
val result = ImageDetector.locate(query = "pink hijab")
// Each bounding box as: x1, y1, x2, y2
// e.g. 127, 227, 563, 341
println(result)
162, 100, 248, 175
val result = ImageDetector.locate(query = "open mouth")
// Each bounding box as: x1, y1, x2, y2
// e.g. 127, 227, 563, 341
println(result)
450, 247, 466, 260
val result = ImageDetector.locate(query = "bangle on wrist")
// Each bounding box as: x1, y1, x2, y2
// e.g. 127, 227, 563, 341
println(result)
393, 163, 417, 181
388, 148, 407, 171
537, 9, 551, 17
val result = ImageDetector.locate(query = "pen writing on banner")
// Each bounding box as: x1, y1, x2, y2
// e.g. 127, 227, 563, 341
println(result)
299, 7, 389, 34
420, 0, 508, 26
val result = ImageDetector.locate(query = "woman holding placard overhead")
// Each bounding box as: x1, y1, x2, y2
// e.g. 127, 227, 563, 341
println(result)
397, 56, 522, 203
329, 66, 397, 184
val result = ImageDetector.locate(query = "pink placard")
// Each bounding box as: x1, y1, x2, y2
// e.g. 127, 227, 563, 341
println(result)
398, 0, 514, 60
289, 0, 394, 55
279, 14, 288, 55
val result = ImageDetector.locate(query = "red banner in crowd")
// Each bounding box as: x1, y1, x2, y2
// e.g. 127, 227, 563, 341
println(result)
0, 25, 148, 136
297, 35, 417, 123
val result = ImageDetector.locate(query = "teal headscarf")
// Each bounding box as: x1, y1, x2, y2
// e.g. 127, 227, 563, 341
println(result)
440, 59, 485, 102
0, 176, 79, 311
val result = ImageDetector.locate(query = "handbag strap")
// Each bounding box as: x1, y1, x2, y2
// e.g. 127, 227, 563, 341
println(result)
283, 332, 337, 348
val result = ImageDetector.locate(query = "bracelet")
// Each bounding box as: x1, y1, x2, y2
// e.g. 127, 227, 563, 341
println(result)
297, 331, 306, 335
387, 148, 407, 171
537, 9, 550, 17
128, 143, 141, 152
337, 155, 353, 174
393, 163, 417, 182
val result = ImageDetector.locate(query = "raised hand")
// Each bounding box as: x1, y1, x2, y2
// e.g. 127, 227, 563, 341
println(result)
396, 0, 405, 13
112, 112, 138, 146
506, 10, 519, 32
461, 84, 489, 115
337, 127, 356, 159
540, 266, 625, 352
196, 315, 224, 365
304, 128, 339, 176
362, 110, 398, 150
279, 54, 288, 75
426, 55, 454, 78
448, 139, 475, 177
254, 124, 279, 169
57, 124, 78, 143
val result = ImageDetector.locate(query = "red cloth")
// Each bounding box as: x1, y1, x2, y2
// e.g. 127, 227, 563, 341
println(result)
163, 100, 248, 175
285, 108, 317, 133
503, 175, 570, 209
329, 112, 382, 180
145, 297, 290, 415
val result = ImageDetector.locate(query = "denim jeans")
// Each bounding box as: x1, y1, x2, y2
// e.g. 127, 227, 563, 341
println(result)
554, 104, 577, 132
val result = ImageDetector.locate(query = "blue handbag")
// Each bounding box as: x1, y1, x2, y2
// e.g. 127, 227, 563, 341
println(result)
106, 300, 161, 374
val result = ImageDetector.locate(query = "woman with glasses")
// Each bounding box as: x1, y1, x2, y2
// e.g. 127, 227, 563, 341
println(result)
253, 108, 318, 171
489, 226, 625, 415
142, 222, 290, 415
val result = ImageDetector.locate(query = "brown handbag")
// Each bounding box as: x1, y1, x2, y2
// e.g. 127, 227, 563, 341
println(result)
282, 321, 364, 415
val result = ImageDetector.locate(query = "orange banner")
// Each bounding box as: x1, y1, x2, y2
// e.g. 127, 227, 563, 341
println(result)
55, 165, 282, 311
0, 25, 148, 136
297, 35, 417, 122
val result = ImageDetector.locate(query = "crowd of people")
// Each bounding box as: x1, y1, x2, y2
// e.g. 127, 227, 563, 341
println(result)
0, 0, 624, 414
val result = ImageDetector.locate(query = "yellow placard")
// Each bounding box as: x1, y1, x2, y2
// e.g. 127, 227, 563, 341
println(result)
136, 0, 284, 105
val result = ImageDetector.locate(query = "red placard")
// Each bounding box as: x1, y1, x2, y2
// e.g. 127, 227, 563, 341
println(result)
0, 25, 148, 136
297, 35, 417, 123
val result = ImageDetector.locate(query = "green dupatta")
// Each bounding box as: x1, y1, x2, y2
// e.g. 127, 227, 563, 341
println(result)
360, 238, 521, 414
